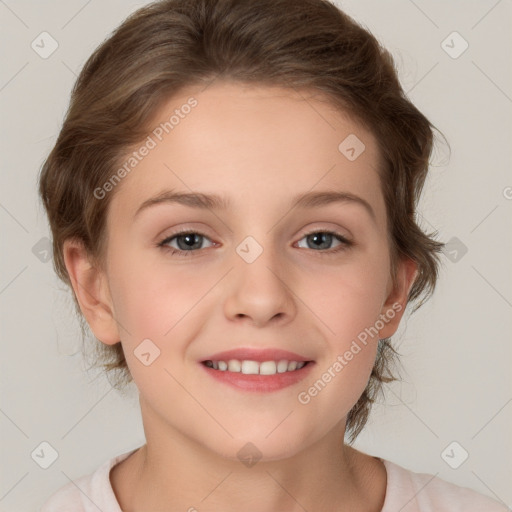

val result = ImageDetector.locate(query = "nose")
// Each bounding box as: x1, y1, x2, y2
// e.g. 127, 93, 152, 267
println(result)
223, 244, 297, 328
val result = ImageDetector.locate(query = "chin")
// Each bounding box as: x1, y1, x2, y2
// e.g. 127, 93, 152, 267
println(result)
204, 429, 312, 465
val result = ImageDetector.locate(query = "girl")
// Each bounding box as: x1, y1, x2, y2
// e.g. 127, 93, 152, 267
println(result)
38, 0, 507, 510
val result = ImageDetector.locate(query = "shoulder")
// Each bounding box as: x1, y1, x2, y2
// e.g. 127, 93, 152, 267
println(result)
40, 478, 86, 512
381, 458, 509, 512
39, 448, 138, 512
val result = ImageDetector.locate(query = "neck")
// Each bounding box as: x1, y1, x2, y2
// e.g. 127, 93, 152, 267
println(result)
111, 399, 386, 512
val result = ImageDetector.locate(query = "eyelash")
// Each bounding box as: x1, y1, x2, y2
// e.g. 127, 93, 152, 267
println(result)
156, 228, 353, 257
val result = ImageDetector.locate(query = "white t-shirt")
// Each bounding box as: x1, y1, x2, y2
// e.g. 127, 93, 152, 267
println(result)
40, 448, 508, 511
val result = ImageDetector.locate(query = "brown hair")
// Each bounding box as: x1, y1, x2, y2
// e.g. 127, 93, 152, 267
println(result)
38, 0, 447, 443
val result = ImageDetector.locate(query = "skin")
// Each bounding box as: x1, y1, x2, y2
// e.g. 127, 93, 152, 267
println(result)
64, 81, 417, 511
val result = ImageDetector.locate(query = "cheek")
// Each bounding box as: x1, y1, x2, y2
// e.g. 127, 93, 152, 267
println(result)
108, 247, 208, 337
302, 257, 390, 339
107, 257, 207, 390
296, 268, 386, 423
299, 253, 390, 399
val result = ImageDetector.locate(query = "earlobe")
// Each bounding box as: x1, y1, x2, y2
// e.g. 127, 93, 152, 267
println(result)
378, 257, 418, 339
62, 239, 120, 346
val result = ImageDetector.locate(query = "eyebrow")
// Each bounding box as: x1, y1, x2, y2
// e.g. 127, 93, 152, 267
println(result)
134, 189, 376, 222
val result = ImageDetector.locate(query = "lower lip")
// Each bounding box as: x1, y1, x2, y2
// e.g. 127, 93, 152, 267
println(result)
199, 362, 315, 392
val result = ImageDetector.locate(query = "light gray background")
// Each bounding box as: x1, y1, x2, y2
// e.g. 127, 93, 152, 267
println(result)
1, 0, 511, 510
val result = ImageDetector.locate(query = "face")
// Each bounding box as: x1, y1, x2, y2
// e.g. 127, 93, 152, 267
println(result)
67, 81, 415, 461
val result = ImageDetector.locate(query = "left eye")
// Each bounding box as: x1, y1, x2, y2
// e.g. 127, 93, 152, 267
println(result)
296, 231, 351, 252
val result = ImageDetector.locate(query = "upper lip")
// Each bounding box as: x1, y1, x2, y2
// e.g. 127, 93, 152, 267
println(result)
201, 348, 313, 363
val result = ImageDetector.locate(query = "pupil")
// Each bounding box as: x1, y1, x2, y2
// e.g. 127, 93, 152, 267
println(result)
310, 232, 331, 249
179, 233, 200, 250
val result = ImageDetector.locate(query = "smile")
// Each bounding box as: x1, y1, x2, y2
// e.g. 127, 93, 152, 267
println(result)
202, 359, 310, 375
200, 358, 315, 393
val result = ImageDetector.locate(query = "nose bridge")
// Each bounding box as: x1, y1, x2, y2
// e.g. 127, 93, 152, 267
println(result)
236, 234, 284, 287
223, 232, 296, 325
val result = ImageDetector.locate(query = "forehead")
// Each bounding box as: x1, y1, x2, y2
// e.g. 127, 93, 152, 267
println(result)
109, 81, 385, 227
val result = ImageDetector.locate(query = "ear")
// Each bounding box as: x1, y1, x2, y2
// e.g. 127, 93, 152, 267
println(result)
62, 238, 120, 346
377, 257, 418, 339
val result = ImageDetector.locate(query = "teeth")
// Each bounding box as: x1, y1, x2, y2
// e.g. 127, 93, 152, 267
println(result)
277, 360, 289, 373
228, 359, 241, 372
241, 360, 259, 374
204, 359, 307, 375
260, 361, 277, 375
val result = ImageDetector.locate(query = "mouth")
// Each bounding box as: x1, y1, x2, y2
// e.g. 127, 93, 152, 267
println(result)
198, 348, 315, 392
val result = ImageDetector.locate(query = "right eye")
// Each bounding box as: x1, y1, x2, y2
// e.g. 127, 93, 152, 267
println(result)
157, 230, 215, 256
